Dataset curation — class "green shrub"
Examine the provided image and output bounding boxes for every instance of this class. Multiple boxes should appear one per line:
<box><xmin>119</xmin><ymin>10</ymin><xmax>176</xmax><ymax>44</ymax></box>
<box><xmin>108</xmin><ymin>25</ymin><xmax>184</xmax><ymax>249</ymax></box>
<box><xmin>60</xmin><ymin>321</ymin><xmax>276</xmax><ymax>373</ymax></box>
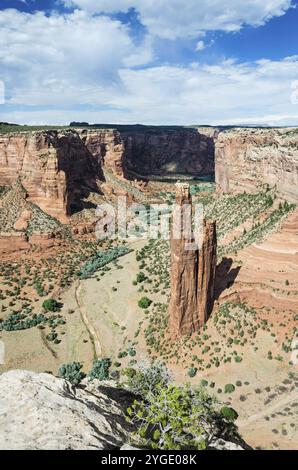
<box><xmin>128</xmin><ymin>348</ymin><xmax>136</xmax><ymax>357</ymax></box>
<box><xmin>123</xmin><ymin>361</ymin><xmax>171</xmax><ymax>398</ymax></box>
<box><xmin>138</xmin><ymin>297</ymin><xmax>152</xmax><ymax>309</ymax></box>
<box><xmin>42</xmin><ymin>299</ymin><xmax>60</xmax><ymax>312</ymax></box>
<box><xmin>136</xmin><ymin>272</ymin><xmax>146</xmax><ymax>283</ymax></box>
<box><xmin>79</xmin><ymin>247</ymin><xmax>131</xmax><ymax>279</ymax></box>
<box><xmin>224</xmin><ymin>384</ymin><xmax>235</xmax><ymax>394</ymax></box>
<box><xmin>88</xmin><ymin>358</ymin><xmax>111</xmax><ymax>381</ymax></box>
<box><xmin>58</xmin><ymin>362</ymin><xmax>85</xmax><ymax>385</ymax></box>
<box><xmin>220</xmin><ymin>406</ymin><xmax>239</xmax><ymax>421</ymax></box>
<box><xmin>127</xmin><ymin>384</ymin><xmax>238</xmax><ymax>450</ymax></box>
<box><xmin>187</xmin><ymin>367</ymin><xmax>198</xmax><ymax>378</ymax></box>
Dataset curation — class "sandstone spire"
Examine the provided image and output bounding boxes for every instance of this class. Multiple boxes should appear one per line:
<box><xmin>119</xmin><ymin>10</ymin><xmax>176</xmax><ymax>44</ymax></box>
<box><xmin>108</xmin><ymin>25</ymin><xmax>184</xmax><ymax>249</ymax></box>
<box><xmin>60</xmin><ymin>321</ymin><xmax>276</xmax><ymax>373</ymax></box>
<box><xmin>168</xmin><ymin>183</ymin><xmax>217</xmax><ymax>338</ymax></box>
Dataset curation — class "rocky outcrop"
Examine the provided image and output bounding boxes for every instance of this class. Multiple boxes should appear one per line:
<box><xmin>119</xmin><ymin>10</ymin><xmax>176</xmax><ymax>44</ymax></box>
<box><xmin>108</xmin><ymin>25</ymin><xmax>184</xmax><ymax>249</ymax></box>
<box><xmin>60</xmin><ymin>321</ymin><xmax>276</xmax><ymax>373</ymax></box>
<box><xmin>215</xmin><ymin>128</ymin><xmax>298</xmax><ymax>202</ymax></box>
<box><xmin>123</xmin><ymin>127</ymin><xmax>215</xmax><ymax>178</ymax></box>
<box><xmin>0</xmin><ymin>370</ymin><xmax>134</xmax><ymax>450</ymax></box>
<box><xmin>0</xmin><ymin>370</ymin><xmax>250</xmax><ymax>450</ymax></box>
<box><xmin>13</xmin><ymin>209</ymin><xmax>32</xmax><ymax>231</ymax></box>
<box><xmin>0</xmin><ymin>130</ymin><xmax>102</xmax><ymax>221</ymax></box>
<box><xmin>168</xmin><ymin>183</ymin><xmax>217</xmax><ymax>337</ymax></box>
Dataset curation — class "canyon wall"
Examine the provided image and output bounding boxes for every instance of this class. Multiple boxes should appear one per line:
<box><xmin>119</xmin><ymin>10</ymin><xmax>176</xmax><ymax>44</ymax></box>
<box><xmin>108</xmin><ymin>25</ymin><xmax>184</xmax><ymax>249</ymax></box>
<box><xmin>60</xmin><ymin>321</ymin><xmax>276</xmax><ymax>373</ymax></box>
<box><xmin>216</xmin><ymin>128</ymin><xmax>298</xmax><ymax>202</ymax></box>
<box><xmin>0</xmin><ymin>127</ymin><xmax>215</xmax><ymax>221</ymax></box>
<box><xmin>123</xmin><ymin>127</ymin><xmax>215</xmax><ymax>178</ymax></box>
<box><xmin>0</xmin><ymin>130</ymin><xmax>103</xmax><ymax>221</ymax></box>
<box><xmin>168</xmin><ymin>183</ymin><xmax>217</xmax><ymax>338</ymax></box>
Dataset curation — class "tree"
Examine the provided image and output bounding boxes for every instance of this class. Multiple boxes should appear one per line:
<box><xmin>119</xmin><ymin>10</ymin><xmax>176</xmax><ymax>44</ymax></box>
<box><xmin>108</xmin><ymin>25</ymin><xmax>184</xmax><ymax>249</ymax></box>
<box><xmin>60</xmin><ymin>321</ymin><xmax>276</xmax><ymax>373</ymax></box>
<box><xmin>123</xmin><ymin>361</ymin><xmax>171</xmax><ymax>398</ymax></box>
<box><xmin>127</xmin><ymin>384</ymin><xmax>238</xmax><ymax>450</ymax></box>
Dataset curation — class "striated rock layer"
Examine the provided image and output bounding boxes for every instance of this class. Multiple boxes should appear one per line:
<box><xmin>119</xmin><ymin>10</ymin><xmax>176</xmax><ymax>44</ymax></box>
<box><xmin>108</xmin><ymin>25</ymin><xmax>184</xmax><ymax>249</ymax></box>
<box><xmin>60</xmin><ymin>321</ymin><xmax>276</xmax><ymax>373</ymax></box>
<box><xmin>169</xmin><ymin>183</ymin><xmax>217</xmax><ymax>338</ymax></box>
<box><xmin>0</xmin><ymin>127</ymin><xmax>215</xmax><ymax>222</ymax></box>
<box><xmin>215</xmin><ymin>128</ymin><xmax>298</xmax><ymax>202</ymax></box>
<box><xmin>0</xmin><ymin>130</ymin><xmax>102</xmax><ymax>221</ymax></box>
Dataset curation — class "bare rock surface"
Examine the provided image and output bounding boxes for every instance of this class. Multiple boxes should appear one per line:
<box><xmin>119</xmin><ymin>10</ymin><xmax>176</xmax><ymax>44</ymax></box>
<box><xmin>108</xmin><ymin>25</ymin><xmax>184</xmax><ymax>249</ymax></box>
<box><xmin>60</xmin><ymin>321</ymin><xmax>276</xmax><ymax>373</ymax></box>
<box><xmin>0</xmin><ymin>370</ymin><xmax>133</xmax><ymax>450</ymax></box>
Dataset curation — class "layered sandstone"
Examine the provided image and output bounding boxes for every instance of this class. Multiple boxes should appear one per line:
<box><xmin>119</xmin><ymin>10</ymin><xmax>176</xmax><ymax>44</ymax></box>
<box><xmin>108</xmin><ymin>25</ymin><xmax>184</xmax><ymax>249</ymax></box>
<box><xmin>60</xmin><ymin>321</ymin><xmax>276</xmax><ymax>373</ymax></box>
<box><xmin>0</xmin><ymin>130</ymin><xmax>102</xmax><ymax>221</ymax></box>
<box><xmin>216</xmin><ymin>128</ymin><xmax>298</xmax><ymax>202</ymax></box>
<box><xmin>168</xmin><ymin>183</ymin><xmax>217</xmax><ymax>337</ymax></box>
<box><xmin>79</xmin><ymin>129</ymin><xmax>126</xmax><ymax>178</ymax></box>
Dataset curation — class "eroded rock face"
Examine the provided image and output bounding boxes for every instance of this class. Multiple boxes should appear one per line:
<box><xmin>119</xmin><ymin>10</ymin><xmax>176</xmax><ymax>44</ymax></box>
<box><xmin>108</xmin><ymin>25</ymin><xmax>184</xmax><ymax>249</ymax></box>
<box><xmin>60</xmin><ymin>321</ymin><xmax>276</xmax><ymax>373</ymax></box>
<box><xmin>0</xmin><ymin>131</ymin><xmax>102</xmax><ymax>221</ymax></box>
<box><xmin>123</xmin><ymin>128</ymin><xmax>215</xmax><ymax>177</ymax></box>
<box><xmin>0</xmin><ymin>127</ymin><xmax>215</xmax><ymax>223</ymax></box>
<box><xmin>168</xmin><ymin>184</ymin><xmax>217</xmax><ymax>337</ymax></box>
<box><xmin>198</xmin><ymin>219</ymin><xmax>217</xmax><ymax>326</ymax></box>
<box><xmin>79</xmin><ymin>129</ymin><xmax>126</xmax><ymax>178</ymax></box>
<box><xmin>0</xmin><ymin>370</ymin><xmax>133</xmax><ymax>450</ymax></box>
<box><xmin>215</xmin><ymin>128</ymin><xmax>298</xmax><ymax>202</ymax></box>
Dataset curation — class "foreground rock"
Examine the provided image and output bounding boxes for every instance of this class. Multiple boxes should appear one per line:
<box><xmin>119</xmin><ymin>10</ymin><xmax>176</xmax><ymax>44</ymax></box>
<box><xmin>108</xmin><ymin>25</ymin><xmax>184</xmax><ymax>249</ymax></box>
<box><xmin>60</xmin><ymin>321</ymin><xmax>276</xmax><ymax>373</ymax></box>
<box><xmin>0</xmin><ymin>370</ymin><xmax>251</xmax><ymax>450</ymax></box>
<box><xmin>0</xmin><ymin>370</ymin><xmax>133</xmax><ymax>450</ymax></box>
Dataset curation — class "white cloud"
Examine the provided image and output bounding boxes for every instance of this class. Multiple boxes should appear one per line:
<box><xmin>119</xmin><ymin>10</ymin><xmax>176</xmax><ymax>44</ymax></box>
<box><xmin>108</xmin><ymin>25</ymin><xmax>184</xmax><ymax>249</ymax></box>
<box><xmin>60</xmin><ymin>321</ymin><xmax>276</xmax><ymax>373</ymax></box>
<box><xmin>196</xmin><ymin>41</ymin><xmax>205</xmax><ymax>51</ymax></box>
<box><xmin>64</xmin><ymin>0</ymin><xmax>293</xmax><ymax>39</ymax></box>
<box><xmin>0</xmin><ymin>9</ymin><xmax>153</xmax><ymax>105</ymax></box>
<box><xmin>1</xmin><ymin>7</ymin><xmax>298</xmax><ymax>126</ymax></box>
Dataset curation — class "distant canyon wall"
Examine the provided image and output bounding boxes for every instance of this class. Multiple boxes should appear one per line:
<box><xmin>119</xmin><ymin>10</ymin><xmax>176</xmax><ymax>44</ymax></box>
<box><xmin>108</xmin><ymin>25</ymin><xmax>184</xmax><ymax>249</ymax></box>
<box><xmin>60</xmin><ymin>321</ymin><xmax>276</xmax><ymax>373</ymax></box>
<box><xmin>2</xmin><ymin>126</ymin><xmax>297</xmax><ymax>224</ymax></box>
<box><xmin>122</xmin><ymin>127</ymin><xmax>215</xmax><ymax>177</ymax></box>
<box><xmin>215</xmin><ymin>128</ymin><xmax>298</xmax><ymax>203</ymax></box>
<box><xmin>0</xmin><ymin>127</ymin><xmax>216</xmax><ymax>220</ymax></box>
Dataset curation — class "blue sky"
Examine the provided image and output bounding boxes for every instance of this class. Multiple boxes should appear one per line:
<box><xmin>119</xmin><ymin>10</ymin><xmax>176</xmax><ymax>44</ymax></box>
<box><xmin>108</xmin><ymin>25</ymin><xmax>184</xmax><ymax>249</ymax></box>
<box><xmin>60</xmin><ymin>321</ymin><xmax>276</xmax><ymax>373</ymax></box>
<box><xmin>0</xmin><ymin>0</ymin><xmax>298</xmax><ymax>125</ymax></box>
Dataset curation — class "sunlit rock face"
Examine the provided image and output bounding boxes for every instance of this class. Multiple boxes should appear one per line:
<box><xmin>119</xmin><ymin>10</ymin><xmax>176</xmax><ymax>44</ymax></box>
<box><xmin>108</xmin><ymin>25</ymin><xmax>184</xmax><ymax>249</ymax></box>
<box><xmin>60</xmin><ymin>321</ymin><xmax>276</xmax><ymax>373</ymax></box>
<box><xmin>168</xmin><ymin>183</ymin><xmax>217</xmax><ymax>338</ymax></box>
<box><xmin>215</xmin><ymin>128</ymin><xmax>298</xmax><ymax>203</ymax></box>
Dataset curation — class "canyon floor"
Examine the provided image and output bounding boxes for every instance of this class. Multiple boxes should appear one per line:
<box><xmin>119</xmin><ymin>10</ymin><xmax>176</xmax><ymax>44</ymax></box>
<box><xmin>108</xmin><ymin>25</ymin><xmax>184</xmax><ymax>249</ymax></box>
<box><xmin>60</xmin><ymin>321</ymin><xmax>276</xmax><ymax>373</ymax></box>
<box><xmin>0</xmin><ymin>178</ymin><xmax>297</xmax><ymax>450</ymax></box>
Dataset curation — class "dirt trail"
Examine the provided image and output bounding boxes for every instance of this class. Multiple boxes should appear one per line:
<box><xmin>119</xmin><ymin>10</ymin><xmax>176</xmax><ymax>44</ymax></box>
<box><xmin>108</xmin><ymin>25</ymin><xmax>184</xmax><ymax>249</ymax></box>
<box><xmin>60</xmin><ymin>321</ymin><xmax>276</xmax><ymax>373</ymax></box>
<box><xmin>73</xmin><ymin>240</ymin><xmax>147</xmax><ymax>360</ymax></box>
<box><xmin>74</xmin><ymin>281</ymin><xmax>102</xmax><ymax>359</ymax></box>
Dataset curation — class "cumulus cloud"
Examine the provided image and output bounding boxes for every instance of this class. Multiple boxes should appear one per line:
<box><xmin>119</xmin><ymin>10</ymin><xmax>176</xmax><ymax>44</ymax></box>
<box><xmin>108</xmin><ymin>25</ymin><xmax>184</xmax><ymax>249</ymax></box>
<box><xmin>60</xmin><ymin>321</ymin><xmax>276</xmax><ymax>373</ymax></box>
<box><xmin>1</xmin><ymin>6</ymin><xmax>298</xmax><ymax>126</ymax></box>
<box><xmin>63</xmin><ymin>0</ymin><xmax>293</xmax><ymax>39</ymax></box>
<box><xmin>0</xmin><ymin>8</ymin><xmax>153</xmax><ymax>105</ymax></box>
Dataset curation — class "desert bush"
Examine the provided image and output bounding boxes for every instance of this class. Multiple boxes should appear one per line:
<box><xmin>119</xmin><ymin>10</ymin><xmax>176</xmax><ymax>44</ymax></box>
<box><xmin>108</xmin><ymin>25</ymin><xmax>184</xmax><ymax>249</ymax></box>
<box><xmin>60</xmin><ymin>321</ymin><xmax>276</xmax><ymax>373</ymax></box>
<box><xmin>79</xmin><ymin>247</ymin><xmax>130</xmax><ymax>279</ymax></box>
<box><xmin>123</xmin><ymin>361</ymin><xmax>171</xmax><ymax>398</ymax></box>
<box><xmin>88</xmin><ymin>358</ymin><xmax>111</xmax><ymax>381</ymax></box>
<box><xmin>187</xmin><ymin>367</ymin><xmax>198</xmax><ymax>378</ymax></box>
<box><xmin>138</xmin><ymin>297</ymin><xmax>152</xmax><ymax>309</ymax></box>
<box><xmin>220</xmin><ymin>406</ymin><xmax>239</xmax><ymax>421</ymax></box>
<box><xmin>224</xmin><ymin>384</ymin><xmax>235</xmax><ymax>394</ymax></box>
<box><xmin>42</xmin><ymin>299</ymin><xmax>60</xmax><ymax>312</ymax></box>
<box><xmin>58</xmin><ymin>362</ymin><xmax>85</xmax><ymax>385</ymax></box>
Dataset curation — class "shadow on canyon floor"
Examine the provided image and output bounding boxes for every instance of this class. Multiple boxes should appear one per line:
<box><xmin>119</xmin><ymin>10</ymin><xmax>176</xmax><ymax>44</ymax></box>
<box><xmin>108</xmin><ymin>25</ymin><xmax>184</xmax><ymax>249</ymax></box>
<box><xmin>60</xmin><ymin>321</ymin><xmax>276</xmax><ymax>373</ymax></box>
<box><xmin>214</xmin><ymin>257</ymin><xmax>241</xmax><ymax>300</ymax></box>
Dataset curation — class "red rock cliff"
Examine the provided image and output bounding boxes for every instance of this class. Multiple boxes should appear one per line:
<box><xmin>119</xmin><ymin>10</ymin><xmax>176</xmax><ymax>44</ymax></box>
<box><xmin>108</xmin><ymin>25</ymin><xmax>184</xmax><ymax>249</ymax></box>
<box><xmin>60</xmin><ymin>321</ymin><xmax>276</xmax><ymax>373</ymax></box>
<box><xmin>168</xmin><ymin>183</ymin><xmax>217</xmax><ymax>338</ymax></box>
<box><xmin>0</xmin><ymin>130</ymin><xmax>104</xmax><ymax>221</ymax></box>
<box><xmin>215</xmin><ymin>128</ymin><xmax>298</xmax><ymax>202</ymax></box>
